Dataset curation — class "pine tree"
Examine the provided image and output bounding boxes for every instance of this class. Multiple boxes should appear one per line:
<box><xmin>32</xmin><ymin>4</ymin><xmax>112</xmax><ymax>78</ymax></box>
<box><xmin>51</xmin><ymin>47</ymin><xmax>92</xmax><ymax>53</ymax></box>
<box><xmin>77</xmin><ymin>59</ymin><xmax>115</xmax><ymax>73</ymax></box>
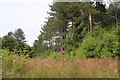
<box><xmin>14</xmin><ymin>28</ymin><xmax>26</xmax><ymax>49</ymax></box>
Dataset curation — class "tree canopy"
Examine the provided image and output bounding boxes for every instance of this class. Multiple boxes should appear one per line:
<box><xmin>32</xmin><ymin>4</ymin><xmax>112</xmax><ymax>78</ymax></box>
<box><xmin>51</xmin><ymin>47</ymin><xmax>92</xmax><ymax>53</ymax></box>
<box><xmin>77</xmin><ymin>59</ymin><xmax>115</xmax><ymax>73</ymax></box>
<box><xmin>33</xmin><ymin>2</ymin><xmax>120</xmax><ymax>58</ymax></box>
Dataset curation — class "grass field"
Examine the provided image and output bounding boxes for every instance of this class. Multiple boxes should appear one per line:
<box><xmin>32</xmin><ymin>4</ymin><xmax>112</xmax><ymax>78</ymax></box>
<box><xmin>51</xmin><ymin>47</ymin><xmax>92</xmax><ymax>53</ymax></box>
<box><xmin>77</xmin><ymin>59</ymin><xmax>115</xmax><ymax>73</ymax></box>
<box><xmin>2</xmin><ymin>55</ymin><xmax>119</xmax><ymax>78</ymax></box>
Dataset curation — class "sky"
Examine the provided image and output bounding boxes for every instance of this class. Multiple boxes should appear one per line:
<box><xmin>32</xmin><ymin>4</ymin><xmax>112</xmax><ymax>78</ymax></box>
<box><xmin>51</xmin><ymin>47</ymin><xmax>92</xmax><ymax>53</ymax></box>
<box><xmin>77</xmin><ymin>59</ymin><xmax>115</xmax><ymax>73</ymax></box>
<box><xmin>0</xmin><ymin>0</ymin><xmax>53</xmax><ymax>46</ymax></box>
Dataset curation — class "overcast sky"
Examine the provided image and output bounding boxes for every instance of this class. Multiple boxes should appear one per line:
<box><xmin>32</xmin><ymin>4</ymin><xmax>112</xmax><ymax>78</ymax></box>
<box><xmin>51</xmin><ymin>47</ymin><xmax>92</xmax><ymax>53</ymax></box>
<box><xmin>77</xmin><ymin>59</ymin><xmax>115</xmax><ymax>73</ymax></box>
<box><xmin>0</xmin><ymin>0</ymin><xmax>53</xmax><ymax>46</ymax></box>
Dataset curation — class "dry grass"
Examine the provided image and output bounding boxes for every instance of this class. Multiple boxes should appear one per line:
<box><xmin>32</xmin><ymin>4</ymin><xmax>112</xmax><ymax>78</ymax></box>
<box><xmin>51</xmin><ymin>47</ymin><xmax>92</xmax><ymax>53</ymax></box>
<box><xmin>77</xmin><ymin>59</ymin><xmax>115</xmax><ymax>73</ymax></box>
<box><xmin>7</xmin><ymin>58</ymin><xmax>118</xmax><ymax>78</ymax></box>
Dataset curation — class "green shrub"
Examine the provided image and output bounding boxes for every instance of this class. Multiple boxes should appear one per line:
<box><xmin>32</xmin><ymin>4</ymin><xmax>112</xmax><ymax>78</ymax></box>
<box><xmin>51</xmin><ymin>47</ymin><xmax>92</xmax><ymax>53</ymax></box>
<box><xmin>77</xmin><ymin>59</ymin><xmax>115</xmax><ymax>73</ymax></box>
<box><xmin>79</xmin><ymin>26</ymin><xmax>119</xmax><ymax>58</ymax></box>
<box><xmin>74</xmin><ymin>48</ymin><xmax>86</xmax><ymax>59</ymax></box>
<box><xmin>1</xmin><ymin>49</ymin><xmax>27</xmax><ymax>78</ymax></box>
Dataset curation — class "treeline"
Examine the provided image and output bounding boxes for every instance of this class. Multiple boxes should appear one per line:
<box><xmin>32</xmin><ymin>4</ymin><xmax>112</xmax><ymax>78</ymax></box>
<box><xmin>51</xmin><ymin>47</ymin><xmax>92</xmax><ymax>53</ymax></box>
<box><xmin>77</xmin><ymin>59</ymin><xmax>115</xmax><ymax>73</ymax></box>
<box><xmin>0</xmin><ymin>2</ymin><xmax>120</xmax><ymax>58</ymax></box>
<box><xmin>33</xmin><ymin>2</ymin><xmax>120</xmax><ymax>58</ymax></box>
<box><xmin>0</xmin><ymin>28</ymin><xmax>33</xmax><ymax>57</ymax></box>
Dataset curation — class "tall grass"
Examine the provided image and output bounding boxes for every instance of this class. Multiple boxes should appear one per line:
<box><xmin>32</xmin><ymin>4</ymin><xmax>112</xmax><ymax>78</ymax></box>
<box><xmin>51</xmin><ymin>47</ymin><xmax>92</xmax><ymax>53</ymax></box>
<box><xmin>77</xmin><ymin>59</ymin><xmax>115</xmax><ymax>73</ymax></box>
<box><xmin>2</xmin><ymin>54</ymin><xmax>118</xmax><ymax>78</ymax></box>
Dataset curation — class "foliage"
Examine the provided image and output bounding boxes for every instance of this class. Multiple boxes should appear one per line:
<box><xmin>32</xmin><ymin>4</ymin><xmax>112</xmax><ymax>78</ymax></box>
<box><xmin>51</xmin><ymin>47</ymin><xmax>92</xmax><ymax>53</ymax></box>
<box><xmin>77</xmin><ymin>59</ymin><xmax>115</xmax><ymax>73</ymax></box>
<box><xmin>33</xmin><ymin>2</ymin><xmax>120</xmax><ymax>58</ymax></box>
<box><xmin>79</xmin><ymin>26</ymin><xmax>119</xmax><ymax>58</ymax></box>
<box><xmin>1</xmin><ymin>28</ymin><xmax>27</xmax><ymax>50</ymax></box>
<box><xmin>2</xmin><ymin>36</ymin><xmax>17</xmax><ymax>50</ymax></box>
<box><xmin>14</xmin><ymin>28</ymin><xmax>26</xmax><ymax>49</ymax></box>
<box><xmin>1</xmin><ymin>49</ymin><xmax>27</xmax><ymax>78</ymax></box>
<box><xmin>0</xmin><ymin>37</ymin><xmax>2</xmax><ymax>49</ymax></box>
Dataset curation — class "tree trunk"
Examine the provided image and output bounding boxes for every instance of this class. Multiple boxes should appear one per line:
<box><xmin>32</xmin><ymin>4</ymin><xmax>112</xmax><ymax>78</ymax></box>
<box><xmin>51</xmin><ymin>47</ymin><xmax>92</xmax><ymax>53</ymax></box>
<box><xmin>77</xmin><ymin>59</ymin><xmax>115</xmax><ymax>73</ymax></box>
<box><xmin>71</xmin><ymin>19</ymin><xmax>74</xmax><ymax>28</ymax></box>
<box><xmin>115</xmin><ymin>13</ymin><xmax>118</xmax><ymax>26</ymax></box>
<box><xmin>89</xmin><ymin>12</ymin><xmax>92</xmax><ymax>32</ymax></box>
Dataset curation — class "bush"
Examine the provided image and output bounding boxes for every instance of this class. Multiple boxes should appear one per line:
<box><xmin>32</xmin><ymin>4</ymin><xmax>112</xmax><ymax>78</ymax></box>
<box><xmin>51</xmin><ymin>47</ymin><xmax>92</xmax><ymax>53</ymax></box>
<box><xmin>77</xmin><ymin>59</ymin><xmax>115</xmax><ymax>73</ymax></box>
<box><xmin>78</xmin><ymin>26</ymin><xmax>119</xmax><ymax>58</ymax></box>
<box><xmin>74</xmin><ymin>48</ymin><xmax>86</xmax><ymax>59</ymax></box>
<box><xmin>1</xmin><ymin>49</ymin><xmax>27</xmax><ymax>78</ymax></box>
